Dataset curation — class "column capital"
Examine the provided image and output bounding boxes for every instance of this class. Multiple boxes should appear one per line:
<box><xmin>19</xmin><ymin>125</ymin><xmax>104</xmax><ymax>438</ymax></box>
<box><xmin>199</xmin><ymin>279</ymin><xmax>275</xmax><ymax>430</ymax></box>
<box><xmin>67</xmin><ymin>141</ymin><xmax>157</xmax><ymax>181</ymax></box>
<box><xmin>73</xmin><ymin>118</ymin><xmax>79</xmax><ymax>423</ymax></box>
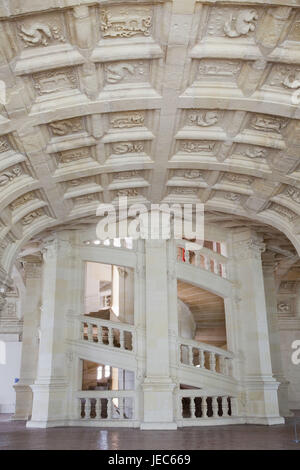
<box><xmin>42</xmin><ymin>235</ymin><xmax>72</xmax><ymax>262</ymax></box>
<box><xmin>235</xmin><ymin>237</ymin><xmax>266</xmax><ymax>260</ymax></box>
<box><xmin>22</xmin><ymin>255</ymin><xmax>43</xmax><ymax>280</ymax></box>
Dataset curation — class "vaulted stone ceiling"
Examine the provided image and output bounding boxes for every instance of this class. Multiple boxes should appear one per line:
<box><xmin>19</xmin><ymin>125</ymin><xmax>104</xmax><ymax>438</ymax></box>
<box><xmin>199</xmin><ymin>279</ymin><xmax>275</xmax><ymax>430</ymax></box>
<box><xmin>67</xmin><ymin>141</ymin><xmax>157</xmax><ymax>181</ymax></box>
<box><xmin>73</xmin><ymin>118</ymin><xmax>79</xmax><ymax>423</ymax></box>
<box><xmin>1</xmin><ymin>0</ymin><xmax>300</xmax><ymax>287</ymax></box>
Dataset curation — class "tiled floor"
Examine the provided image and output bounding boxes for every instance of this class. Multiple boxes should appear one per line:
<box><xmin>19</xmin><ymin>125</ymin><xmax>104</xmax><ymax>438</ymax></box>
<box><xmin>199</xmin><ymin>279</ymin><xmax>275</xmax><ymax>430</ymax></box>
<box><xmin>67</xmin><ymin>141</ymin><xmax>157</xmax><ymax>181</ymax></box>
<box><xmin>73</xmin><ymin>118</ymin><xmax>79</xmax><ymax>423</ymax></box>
<box><xmin>0</xmin><ymin>414</ymin><xmax>300</xmax><ymax>450</ymax></box>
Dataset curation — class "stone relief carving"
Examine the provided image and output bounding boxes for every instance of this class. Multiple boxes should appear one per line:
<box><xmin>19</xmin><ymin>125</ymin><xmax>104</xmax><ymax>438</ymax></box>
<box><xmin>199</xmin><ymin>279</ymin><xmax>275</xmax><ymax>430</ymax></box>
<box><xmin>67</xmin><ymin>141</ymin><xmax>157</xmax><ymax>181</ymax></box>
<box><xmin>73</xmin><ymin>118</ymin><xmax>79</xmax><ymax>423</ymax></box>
<box><xmin>105</xmin><ymin>61</ymin><xmax>148</xmax><ymax>84</ymax></box>
<box><xmin>268</xmin><ymin>65</ymin><xmax>300</xmax><ymax>90</ymax></box>
<box><xmin>250</xmin><ymin>115</ymin><xmax>288</xmax><ymax>134</ymax></box>
<box><xmin>100</xmin><ymin>8</ymin><xmax>152</xmax><ymax>38</ymax></box>
<box><xmin>10</xmin><ymin>192</ymin><xmax>36</xmax><ymax>211</ymax></box>
<box><xmin>0</xmin><ymin>137</ymin><xmax>10</xmax><ymax>153</ymax></box>
<box><xmin>183</xmin><ymin>170</ymin><xmax>202</xmax><ymax>179</ymax></box>
<box><xmin>74</xmin><ymin>195</ymin><xmax>96</xmax><ymax>204</ymax></box>
<box><xmin>110</xmin><ymin>112</ymin><xmax>145</xmax><ymax>128</ymax></box>
<box><xmin>58</xmin><ymin>147</ymin><xmax>91</xmax><ymax>164</ymax></box>
<box><xmin>245</xmin><ymin>146</ymin><xmax>268</xmax><ymax>159</ymax></box>
<box><xmin>271</xmin><ymin>204</ymin><xmax>296</xmax><ymax>221</ymax></box>
<box><xmin>113</xmin><ymin>142</ymin><xmax>144</xmax><ymax>154</ymax></box>
<box><xmin>187</xmin><ymin>111</ymin><xmax>219</xmax><ymax>127</ymax></box>
<box><xmin>224</xmin><ymin>192</ymin><xmax>241</xmax><ymax>201</ymax></box>
<box><xmin>49</xmin><ymin>118</ymin><xmax>83</xmax><ymax>136</ymax></box>
<box><xmin>181</xmin><ymin>141</ymin><xmax>215</xmax><ymax>153</ymax></box>
<box><xmin>0</xmin><ymin>166</ymin><xmax>22</xmax><ymax>187</ymax></box>
<box><xmin>277</xmin><ymin>302</ymin><xmax>291</xmax><ymax>313</ymax></box>
<box><xmin>22</xmin><ymin>209</ymin><xmax>44</xmax><ymax>226</ymax></box>
<box><xmin>113</xmin><ymin>171</ymin><xmax>139</xmax><ymax>180</ymax></box>
<box><xmin>33</xmin><ymin>68</ymin><xmax>78</xmax><ymax>95</ymax></box>
<box><xmin>224</xmin><ymin>9</ymin><xmax>258</xmax><ymax>38</ymax></box>
<box><xmin>68</xmin><ymin>177</ymin><xmax>92</xmax><ymax>187</ymax></box>
<box><xmin>117</xmin><ymin>189</ymin><xmax>138</xmax><ymax>197</ymax></box>
<box><xmin>285</xmin><ymin>186</ymin><xmax>300</xmax><ymax>204</ymax></box>
<box><xmin>18</xmin><ymin>22</ymin><xmax>65</xmax><ymax>47</ymax></box>
<box><xmin>224</xmin><ymin>173</ymin><xmax>253</xmax><ymax>185</ymax></box>
<box><xmin>171</xmin><ymin>188</ymin><xmax>198</xmax><ymax>195</ymax></box>
<box><xmin>197</xmin><ymin>60</ymin><xmax>242</xmax><ymax>80</ymax></box>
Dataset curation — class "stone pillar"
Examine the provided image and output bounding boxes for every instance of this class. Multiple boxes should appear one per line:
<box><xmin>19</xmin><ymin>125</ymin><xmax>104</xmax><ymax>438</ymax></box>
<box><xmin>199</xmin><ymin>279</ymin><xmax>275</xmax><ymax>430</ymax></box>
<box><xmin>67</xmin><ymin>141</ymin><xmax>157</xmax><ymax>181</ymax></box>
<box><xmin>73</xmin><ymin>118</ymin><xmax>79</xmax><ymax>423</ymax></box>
<box><xmin>232</xmin><ymin>230</ymin><xmax>284</xmax><ymax>425</ymax></box>
<box><xmin>140</xmin><ymin>239</ymin><xmax>177</xmax><ymax>430</ymax></box>
<box><xmin>262</xmin><ymin>253</ymin><xmax>292</xmax><ymax>417</ymax></box>
<box><xmin>27</xmin><ymin>234</ymin><xmax>72</xmax><ymax>428</ymax></box>
<box><xmin>12</xmin><ymin>256</ymin><xmax>42</xmax><ymax>420</ymax></box>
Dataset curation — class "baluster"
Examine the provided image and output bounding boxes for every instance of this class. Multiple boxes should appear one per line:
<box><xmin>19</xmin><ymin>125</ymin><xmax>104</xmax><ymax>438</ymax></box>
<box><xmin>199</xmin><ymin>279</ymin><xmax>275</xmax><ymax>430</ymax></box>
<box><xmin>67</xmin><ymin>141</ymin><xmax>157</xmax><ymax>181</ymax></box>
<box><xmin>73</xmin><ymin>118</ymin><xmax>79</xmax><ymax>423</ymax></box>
<box><xmin>226</xmin><ymin>358</ymin><xmax>232</xmax><ymax>377</ymax></box>
<box><xmin>119</xmin><ymin>330</ymin><xmax>125</xmax><ymax>349</ymax></box>
<box><xmin>231</xmin><ymin>397</ymin><xmax>238</xmax><ymax>417</ymax></box>
<box><xmin>96</xmin><ymin>398</ymin><xmax>102</xmax><ymax>420</ymax></box>
<box><xmin>194</xmin><ymin>251</ymin><xmax>200</xmax><ymax>267</ymax></box>
<box><xmin>98</xmin><ymin>326</ymin><xmax>103</xmax><ymax>344</ymax></box>
<box><xmin>119</xmin><ymin>397</ymin><xmax>124</xmax><ymax>419</ymax></box>
<box><xmin>87</xmin><ymin>323</ymin><xmax>93</xmax><ymax>342</ymax></box>
<box><xmin>222</xmin><ymin>396</ymin><xmax>228</xmax><ymax>417</ymax></box>
<box><xmin>80</xmin><ymin>322</ymin><xmax>85</xmax><ymax>340</ymax></box>
<box><xmin>201</xmin><ymin>396</ymin><xmax>207</xmax><ymax>418</ymax></box>
<box><xmin>214</xmin><ymin>260</ymin><xmax>219</xmax><ymax>275</ymax></box>
<box><xmin>188</xmin><ymin>346</ymin><xmax>193</xmax><ymax>366</ymax></box>
<box><xmin>185</xmin><ymin>250</ymin><xmax>190</xmax><ymax>264</ymax></box>
<box><xmin>209</xmin><ymin>352</ymin><xmax>216</xmax><ymax>372</ymax></box>
<box><xmin>204</xmin><ymin>256</ymin><xmax>210</xmax><ymax>271</ymax></box>
<box><xmin>199</xmin><ymin>349</ymin><xmax>205</xmax><ymax>368</ymax></box>
<box><xmin>190</xmin><ymin>397</ymin><xmax>196</xmax><ymax>419</ymax></box>
<box><xmin>219</xmin><ymin>355</ymin><xmax>225</xmax><ymax>374</ymax></box>
<box><xmin>79</xmin><ymin>398</ymin><xmax>83</xmax><ymax>419</ymax></box>
<box><xmin>84</xmin><ymin>398</ymin><xmax>91</xmax><ymax>420</ymax></box>
<box><xmin>106</xmin><ymin>398</ymin><xmax>112</xmax><ymax>420</ymax></box>
<box><xmin>108</xmin><ymin>327</ymin><xmax>113</xmax><ymax>347</ymax></box>
<box><xmin>212</xmin><ymin>396</ymin><xmax>219</xmax><ymax>418</ymax></box>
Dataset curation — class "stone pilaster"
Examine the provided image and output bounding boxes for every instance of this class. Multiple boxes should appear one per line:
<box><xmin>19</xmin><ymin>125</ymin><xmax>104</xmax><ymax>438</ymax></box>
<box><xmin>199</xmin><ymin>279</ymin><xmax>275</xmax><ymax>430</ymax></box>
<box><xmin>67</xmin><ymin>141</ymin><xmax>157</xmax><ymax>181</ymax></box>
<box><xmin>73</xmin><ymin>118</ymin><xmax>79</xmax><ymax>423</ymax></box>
<box><xmin>262</xmin><ymin>253</ymin><xmax>292</xmax><ymax>417</ymax></box>
<box><xmin>27</xmin><ymin>234</ymin><xmax>72</xmax><ymax>428</ymax></box>
<box><xmin>12</xmin><ymin>256</ymin><xmax>42</xmax><ymax>420</ymax></box>
<box><xmin>232</xmin><ymin>229</ymin><xmax>284</xmax><ymax>425</ymax></box>
<box><xmin>140</xmin><ymin>239</ymin><xmax>176</xmax><ymax>430</ymax></box>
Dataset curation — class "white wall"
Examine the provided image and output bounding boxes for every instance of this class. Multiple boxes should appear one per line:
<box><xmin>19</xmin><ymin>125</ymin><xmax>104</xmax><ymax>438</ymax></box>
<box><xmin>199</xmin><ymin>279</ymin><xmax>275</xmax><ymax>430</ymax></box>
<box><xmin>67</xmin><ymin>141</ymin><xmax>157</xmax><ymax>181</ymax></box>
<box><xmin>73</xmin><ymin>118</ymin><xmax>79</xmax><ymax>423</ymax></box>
<box><xmin>0</xmin><ymin>339</ymin><xmax>22</xmax><ymax>413</ymax></box>
<box><xmin>85</xmin><ymin>262</ymin><xmax>112</xmax><ymax>314</ymax></box>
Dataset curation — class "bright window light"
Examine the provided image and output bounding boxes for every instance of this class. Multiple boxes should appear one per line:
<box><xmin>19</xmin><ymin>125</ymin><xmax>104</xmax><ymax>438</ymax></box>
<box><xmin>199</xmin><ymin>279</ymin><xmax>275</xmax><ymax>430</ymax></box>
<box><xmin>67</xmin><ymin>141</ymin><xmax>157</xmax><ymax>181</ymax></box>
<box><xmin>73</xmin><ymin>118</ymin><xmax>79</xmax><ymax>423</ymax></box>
<box><xmin>97</xmin><ymin>366</ymin><xmax>103</xmax><ymax>380</ymax></box>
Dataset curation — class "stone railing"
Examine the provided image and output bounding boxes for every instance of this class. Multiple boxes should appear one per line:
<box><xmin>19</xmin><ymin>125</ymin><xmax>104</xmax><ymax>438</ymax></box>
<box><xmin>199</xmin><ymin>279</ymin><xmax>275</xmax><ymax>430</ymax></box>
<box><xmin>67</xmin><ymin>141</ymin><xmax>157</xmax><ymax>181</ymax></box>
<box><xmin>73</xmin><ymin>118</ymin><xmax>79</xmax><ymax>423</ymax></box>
<box><xmin>178</xmin><ymin>338</ymin><xmax>234</xmax><ymax>377</ymax></box>
<box><xmin>176</xmin><ymin>240</ymin><xmax>228</xmax><ymax>279</ymax></box>
<box><xmin>76</xmin><ymin>390</ymin><xmax>136</xmax><ymax>421</ymax></box>
<box><xmin>79</xmin><ymin>315</ymin><xmax>135</xmax><ymax>352</ymax></box>
<box><xmin>177</xmin><ymin>390</ymin><xmax>237</xmax><ymax>421</ymax></box>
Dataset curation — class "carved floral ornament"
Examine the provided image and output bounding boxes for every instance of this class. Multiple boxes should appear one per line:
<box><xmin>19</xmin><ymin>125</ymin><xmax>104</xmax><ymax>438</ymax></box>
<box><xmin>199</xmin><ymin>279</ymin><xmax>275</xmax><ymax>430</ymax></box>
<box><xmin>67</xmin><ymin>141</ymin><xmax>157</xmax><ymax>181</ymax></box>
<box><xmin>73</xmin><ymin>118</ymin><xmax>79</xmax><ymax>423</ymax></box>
<box><xmin>224</xmin><ymin>9</ymin><xmax>258</xmax><ymax>38</ymax></box>
<box><xmin>10</xmin><ymin>192</ymin><xmax>36</xmax><ymax>211</ymax></box>
<box><xmin>0</xmin><ymin>137</ymin><xmax>10</xmax><ymax>153</ymax></box>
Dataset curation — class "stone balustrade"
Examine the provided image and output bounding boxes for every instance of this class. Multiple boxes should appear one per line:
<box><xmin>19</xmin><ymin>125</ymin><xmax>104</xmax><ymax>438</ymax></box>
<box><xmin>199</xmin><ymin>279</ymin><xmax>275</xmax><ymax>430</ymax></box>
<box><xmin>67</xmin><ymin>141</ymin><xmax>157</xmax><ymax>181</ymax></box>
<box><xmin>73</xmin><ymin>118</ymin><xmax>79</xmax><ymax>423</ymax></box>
<box><xmin>77</xmin><ymin>391</ymin><xmax>135</xmax><ymax>421</ymax></box>
<box><xmin>79</xmin><ymin>315</ymin><xmax>135</xmax><ymax>352</ymax></box>
<box><xmin>176</xmin><ymin>241</ymin><xmax>228</xmax><ymax>279</ymax></box>
<box><xmin>179</xmin><ymin>338</ymin><xmax>234</xmax><ymax>377</ymax></box>
<box><xmin>178</xmin><ymin>390</ymin><xmax>238</xmax><ymax>421</ymax></box>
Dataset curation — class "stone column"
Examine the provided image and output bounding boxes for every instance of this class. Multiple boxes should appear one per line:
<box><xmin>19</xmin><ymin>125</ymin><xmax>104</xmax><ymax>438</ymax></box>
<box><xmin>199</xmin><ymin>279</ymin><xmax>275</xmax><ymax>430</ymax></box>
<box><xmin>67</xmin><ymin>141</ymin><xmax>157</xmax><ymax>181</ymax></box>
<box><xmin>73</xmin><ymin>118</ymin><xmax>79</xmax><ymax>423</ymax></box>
<box><xmin>262</xmin><ymin>253</ymin><xmax>292</xmax><ymax>417</ymax></box>
<box><xmin>12</xmin><ymin>256</ymin><xmax>42</xmax><ymax>420</ymax></box>
<box><xmin>232</xmin><ymin>229</ymin><xmax>284</xmax><ymax>425</ymax></box>
<box><xmin>140</xmin><ymin>239</ymin><xmax>177</xmax><ymax>430</ymax></box>
<box><xmin>27</xmin><ymin>234</ymin><xmax>72</xmax><ymax>428</ymax></box>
